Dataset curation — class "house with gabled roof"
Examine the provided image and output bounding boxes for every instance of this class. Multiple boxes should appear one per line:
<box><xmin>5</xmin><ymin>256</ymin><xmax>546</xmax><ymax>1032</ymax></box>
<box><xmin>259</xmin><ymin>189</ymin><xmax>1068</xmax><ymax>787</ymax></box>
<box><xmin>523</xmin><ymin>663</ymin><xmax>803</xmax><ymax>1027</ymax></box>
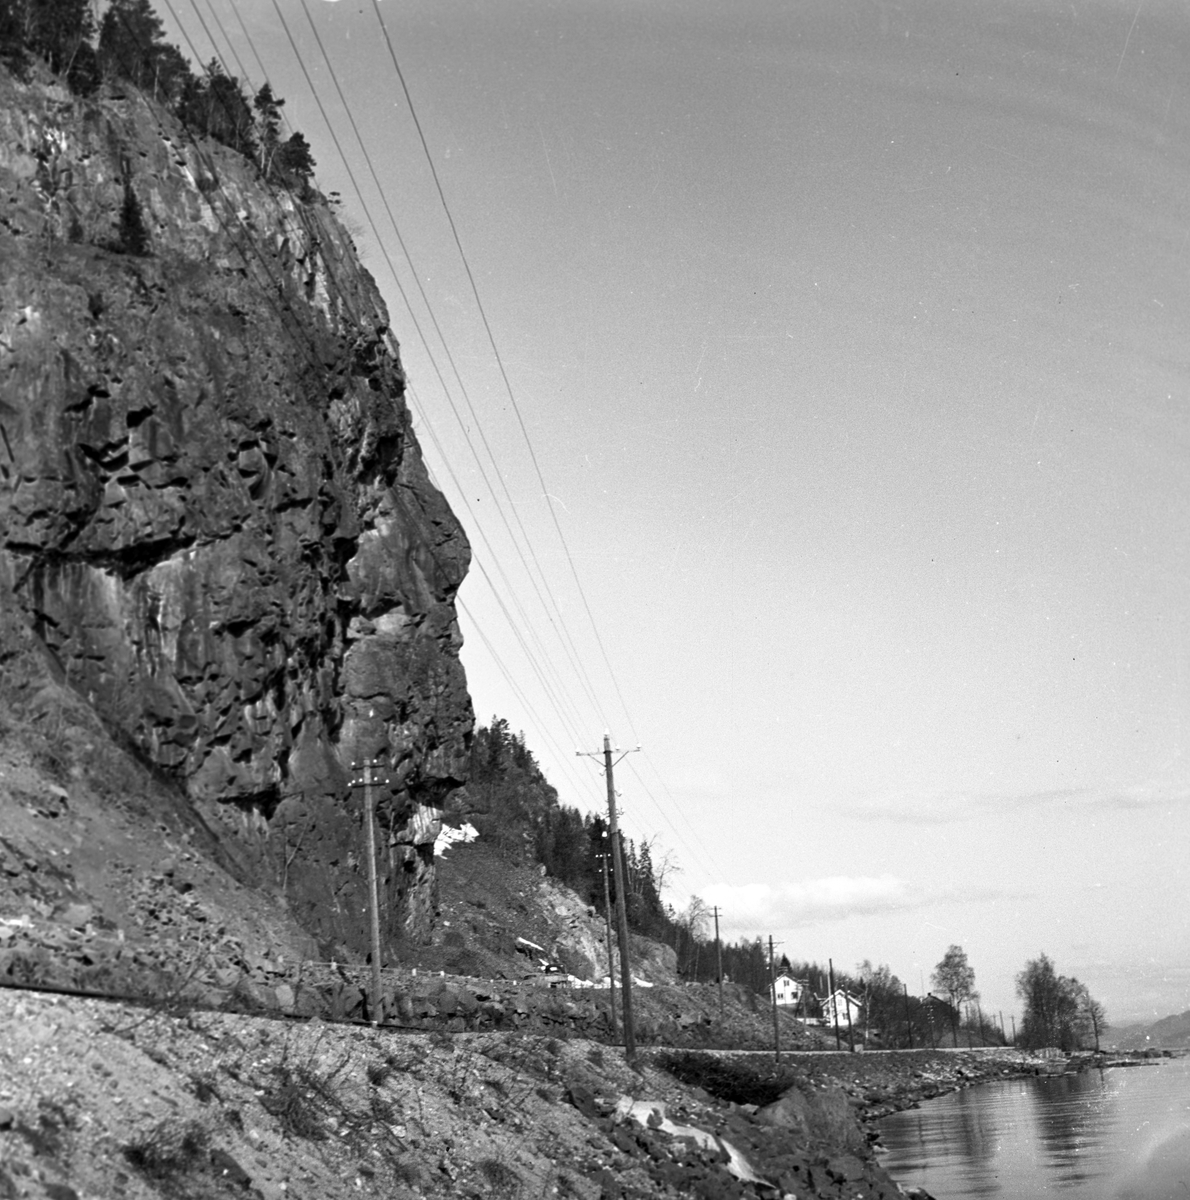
<box><xmin>773</xmin><ymin>972</ymin><xmax>807</xmax><ymax>1007</ymax></box>
<box><xmin>823</xmin><ymin>988</ymin><xmax>864</xmax><ymax>1027</ymax></box>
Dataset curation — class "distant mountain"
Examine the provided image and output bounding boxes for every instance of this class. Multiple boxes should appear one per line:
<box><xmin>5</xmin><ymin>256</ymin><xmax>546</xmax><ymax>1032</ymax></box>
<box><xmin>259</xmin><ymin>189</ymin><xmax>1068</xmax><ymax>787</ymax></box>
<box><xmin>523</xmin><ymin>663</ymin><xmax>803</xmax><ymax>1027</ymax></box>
<box><xmin>1105</xmin><ymin>1010</ymin><xmax>1190</xmax><ymax>1050</ymax></box>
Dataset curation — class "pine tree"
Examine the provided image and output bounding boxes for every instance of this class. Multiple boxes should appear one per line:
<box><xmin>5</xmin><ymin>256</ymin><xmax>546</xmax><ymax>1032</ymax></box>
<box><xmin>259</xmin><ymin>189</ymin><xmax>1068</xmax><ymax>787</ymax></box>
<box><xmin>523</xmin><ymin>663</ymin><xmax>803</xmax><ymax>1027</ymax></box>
<box><xmin>254</xmin><ymin>82</ymin><xmax>284</xmax><ymax>178</ymax></box>
<box><xmin>99</xmin><ymin>0</ymin><xmax>166</xmax><ymax>90</ymax></box>
<box><xmin>1</xmin><ymin>0</ymin><xmax>98</xmax><ymax>93</ymax></box>
<box><xmin>276</xmin><ymin>132</ymin><xmax>315</xmax><ymax>189</ymax></box>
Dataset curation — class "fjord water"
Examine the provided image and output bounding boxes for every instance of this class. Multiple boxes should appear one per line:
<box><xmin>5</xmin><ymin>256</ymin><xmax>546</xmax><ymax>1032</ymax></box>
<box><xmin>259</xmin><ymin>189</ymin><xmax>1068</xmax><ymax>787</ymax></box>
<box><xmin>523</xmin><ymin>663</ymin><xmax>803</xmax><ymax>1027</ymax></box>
<box><xmin>878</xmin><ymin>1058</ymin><xmax>1190</xmax><ymax>1199</ymax></box>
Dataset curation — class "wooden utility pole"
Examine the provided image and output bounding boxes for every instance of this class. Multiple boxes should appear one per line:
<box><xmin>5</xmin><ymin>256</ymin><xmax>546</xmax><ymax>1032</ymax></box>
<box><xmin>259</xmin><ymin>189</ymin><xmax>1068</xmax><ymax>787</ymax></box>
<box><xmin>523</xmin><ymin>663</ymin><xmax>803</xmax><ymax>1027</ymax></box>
<box><xmin>903</xmin><ymin>982</ymin><xmax>914</xmax><ymax>1049</ymax></box>
<box><xmin>350</xmin><ymin>759</ymin><xmax>385</xmax><ymax>1026</ymax></box>
<box><xmin>578</xmin><ymin>734</ymin><xmax>640</xmax><ymax>1064</ymax></box>
<box><xmin>713</xmin><ymin>905</ymin><xmax>724</xmax><ymax>1018</ymax></box>
<box><xmin>829</xmin><ymin>959</ymin><xmax>841</xmax><ymax>1051</ymax></box>
<box><xmin>598</xmin><ymin>835</ymin><xmax>618</xmax><ymax>1040</ymax></box>
<box><xmin>768</xmin><ymin>936</ymin><xmax>781</xmax><ymax>1063</ymax></box>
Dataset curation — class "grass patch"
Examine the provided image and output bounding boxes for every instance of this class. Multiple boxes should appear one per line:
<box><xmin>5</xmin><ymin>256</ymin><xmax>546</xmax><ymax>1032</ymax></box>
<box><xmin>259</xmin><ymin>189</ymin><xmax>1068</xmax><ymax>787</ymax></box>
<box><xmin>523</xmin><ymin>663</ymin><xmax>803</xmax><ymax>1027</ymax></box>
<box><xmin>478</xmin><ymin>1157</ymin><xmax>521</xmax><ymax>1192</ymax></box>
<box><xmin>260</xmin><ymin>1062</ymin><xmax>333</xmax><ymax>1140</ymax></box>
<box><xmin>14</xmin><ymin>1098</ymin><xmax>77</xmax><ymax>1158</ymax></box>
<box><xmin>188</xmin><ymin>1072</ymin><xmax>220</xmax><ymax>1104</ymax></box>
<box><xmin>366</xmin><ymin>1059</ymin><xmax>393</xmax><ymax>1087</ymax></box>
<box><xmin>257</xmin><ymin>1038</ymin><xmax>353</xmax><ymax>1142</ymax></box>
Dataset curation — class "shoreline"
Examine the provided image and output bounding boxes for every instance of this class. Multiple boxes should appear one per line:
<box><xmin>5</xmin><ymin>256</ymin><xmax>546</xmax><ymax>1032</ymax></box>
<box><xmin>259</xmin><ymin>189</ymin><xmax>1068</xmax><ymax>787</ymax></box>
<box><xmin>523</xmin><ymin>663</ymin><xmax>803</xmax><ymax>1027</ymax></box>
<box><xmin>728</xmin><ymin>1045</ymin><xmax>1174</xmax><ymax>1128</ymax></box>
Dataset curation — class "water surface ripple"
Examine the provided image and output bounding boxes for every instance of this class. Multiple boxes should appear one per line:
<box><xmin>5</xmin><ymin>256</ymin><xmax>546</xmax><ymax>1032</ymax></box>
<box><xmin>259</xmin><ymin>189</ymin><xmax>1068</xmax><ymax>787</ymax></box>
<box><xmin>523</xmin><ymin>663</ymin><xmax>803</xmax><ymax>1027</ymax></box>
<box><xmin>877</xmin><ymin>1057</ymin><xmax>1190</xmax><ymax>1199</ymax></box>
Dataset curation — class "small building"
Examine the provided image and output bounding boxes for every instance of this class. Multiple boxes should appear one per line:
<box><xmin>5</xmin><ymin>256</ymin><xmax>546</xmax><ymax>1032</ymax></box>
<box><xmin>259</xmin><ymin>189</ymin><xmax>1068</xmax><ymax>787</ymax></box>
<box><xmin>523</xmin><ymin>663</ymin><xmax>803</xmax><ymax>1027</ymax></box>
<box><xmin>823</xmin><ymin>989</ymin><xmax>864</xmax><ymax>1027</ymax></box>
<box><xmin>773</xmin><ymin>973</ymin><xmax>806</xmax><ymax>1007</ymax></box>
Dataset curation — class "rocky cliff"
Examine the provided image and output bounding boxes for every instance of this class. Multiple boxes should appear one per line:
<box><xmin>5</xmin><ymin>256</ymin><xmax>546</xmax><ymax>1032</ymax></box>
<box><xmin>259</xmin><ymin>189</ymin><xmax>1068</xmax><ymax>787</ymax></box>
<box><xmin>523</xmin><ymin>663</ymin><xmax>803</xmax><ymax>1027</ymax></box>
<box><xmin>0</xmin><ymin>65</ymin><xmax>473</xmax><ymax>955</ymax></box>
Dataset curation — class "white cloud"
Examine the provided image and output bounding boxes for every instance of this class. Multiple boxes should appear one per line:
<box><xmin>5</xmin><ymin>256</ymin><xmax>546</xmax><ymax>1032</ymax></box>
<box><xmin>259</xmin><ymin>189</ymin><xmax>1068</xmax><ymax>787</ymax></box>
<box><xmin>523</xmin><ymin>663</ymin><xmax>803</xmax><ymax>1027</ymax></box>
<box><xmin>704</xmin><ymin>875</ymin><xmax>914</xmax><ymax>928</ymax></box>
<box><xmin>841</xmin><ymin>782</ymin><xmax>1190</xmax><ymax>825</ymax></box>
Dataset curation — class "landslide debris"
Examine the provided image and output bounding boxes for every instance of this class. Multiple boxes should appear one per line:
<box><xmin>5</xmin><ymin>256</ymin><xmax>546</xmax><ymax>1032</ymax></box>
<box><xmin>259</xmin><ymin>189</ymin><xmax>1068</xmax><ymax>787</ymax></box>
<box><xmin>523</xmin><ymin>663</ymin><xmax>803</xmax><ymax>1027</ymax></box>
<box><xmin>0</xmin><ymin>989</ymin><xmax>916</xmax><ymax>1200</ymax></box>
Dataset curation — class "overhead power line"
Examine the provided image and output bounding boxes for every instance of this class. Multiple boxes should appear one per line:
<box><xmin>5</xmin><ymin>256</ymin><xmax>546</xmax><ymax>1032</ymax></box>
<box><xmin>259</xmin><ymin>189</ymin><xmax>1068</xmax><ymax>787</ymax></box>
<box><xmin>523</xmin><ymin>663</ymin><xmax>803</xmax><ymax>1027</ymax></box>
<box><xmin>284</xmin><ymin>0</ymin><xmax>608</xmax><ymax>729</ymax></box>
<box><xmin>366</xmin><ymin>0</ymin><xmax>638</xmax><ymax>741</ymax></box>
<box><xmin>183</xmin><ymin>0</ymin><xmax>609</xmax><ymax>806</ymax></box>
<box><xmin>164</xmin><ymin>0</ymin><xmax>732</xmax><ymax>895</ymax></box>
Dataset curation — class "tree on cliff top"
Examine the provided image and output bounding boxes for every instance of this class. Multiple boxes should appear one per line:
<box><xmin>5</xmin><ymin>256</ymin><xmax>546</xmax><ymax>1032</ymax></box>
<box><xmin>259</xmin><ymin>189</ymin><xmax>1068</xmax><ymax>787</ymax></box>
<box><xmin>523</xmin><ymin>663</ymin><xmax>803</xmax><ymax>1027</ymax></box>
<box><xmin>98</xmin><ymin>0</ymin><xmax>172</xmax><ymax>94</ymax></box>
<box><xmin>256</xmin><ymin>82</ymin><xmax>316</xmax><ymax>188</ymax></box>
<box><xmin>1</xmin><ymin>0</ymin><xmax>99</xmax><ymax>92</ymax></box>
<box><xmin>0</xmin><ymin>0</ymin><xmax>315</xmax><ymax>191</ymax></box>
<box><xmin>932</xmin><ymin>944</ymin><xmax>978</xmax><ymax>1043</ymax></box>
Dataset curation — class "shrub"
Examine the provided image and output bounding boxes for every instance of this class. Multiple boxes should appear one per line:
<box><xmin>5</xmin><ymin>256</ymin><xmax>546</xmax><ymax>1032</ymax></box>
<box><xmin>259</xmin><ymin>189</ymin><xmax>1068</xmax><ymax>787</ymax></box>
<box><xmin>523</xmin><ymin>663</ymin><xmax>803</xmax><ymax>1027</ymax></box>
<box><xmin>260</xmin><ymin>1063</ymin><xmax>330</xmax><ymax>1141</ymax></box>
<box><xmin>366</xmin><ymin>1060</ymin><xmax>392</xmax><ymax>1087</ymax></box>
<box><xmin>654</xmin><ymin>1050</ymin><xmax>803</xmax><ymax>1107</ymax></box>
<box><xmin>478</xmin><ymin>1157</ymin><xmax>521</xmax><ymax>1193</ymax></box>
<box><xmin>122</xmin><ymin>1116</ymin><xmax>209</xmax><ymax>1177</ymax></box>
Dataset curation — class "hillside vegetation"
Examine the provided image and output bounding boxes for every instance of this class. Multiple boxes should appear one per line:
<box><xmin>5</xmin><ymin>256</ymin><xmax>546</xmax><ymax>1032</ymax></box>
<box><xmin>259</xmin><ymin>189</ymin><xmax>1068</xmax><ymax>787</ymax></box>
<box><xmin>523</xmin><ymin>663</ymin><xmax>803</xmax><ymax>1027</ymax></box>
<box><xmin>0</xmin><ymin>0</ymin><xmax>314</xmax><ymax>185</ymax></box>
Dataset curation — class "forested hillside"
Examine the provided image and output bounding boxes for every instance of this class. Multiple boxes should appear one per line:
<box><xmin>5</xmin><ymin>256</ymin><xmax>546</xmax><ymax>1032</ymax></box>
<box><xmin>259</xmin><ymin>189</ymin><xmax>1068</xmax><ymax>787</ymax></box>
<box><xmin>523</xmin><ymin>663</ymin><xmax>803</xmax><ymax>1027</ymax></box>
<box><xmin>456</xmin><ymin>719</ymin><xmax>668</xmax><ymax>930</ymax></box>
<box><xmin>454</xmin><ymin>721</ymin><xmax>1008</xmax><ymax>1048</ymax></box>
<box><xmin>0</xmin><ymin>0</ymin><xmax>314</xmax><ymax>186</ymax></box>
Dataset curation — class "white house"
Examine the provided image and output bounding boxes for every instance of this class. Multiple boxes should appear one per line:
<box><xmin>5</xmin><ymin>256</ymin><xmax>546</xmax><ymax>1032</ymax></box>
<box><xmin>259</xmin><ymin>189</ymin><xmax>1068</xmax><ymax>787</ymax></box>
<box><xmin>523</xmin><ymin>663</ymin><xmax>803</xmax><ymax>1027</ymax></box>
<box><xmin>823</xmin><ymin>989</ymin><xmax>864</xmax><ymax>1027</ymax></box>
<box><xmin>773</xmin><ymin>973</ymin><xmax>806</xmax><ymax>1007</ymax></box>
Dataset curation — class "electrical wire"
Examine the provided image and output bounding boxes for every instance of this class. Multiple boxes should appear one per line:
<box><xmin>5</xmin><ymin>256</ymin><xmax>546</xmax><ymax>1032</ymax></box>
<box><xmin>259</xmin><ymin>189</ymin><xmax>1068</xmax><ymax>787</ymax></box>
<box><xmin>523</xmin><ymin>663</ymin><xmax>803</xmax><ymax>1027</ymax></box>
<box><xmin>180</xmin><ymin>0</ymin><xmax>605</xmax><ymax>803</ymax></box>
<box><xmin>409</xmin><ymin>387</ymin><xmax>591</xmax><ymax>740</ymax></box>
<box><xmin>366</xmin><ymin>0</ymin><xmax>634</xmax><ymax>736</ymax></box>
<box><xmin>166</xmin><ymin>0</ymin><xmax>732</xmax><ymax>898</ymax></box>
<box><xmin>196</xmin><ymin>0</ymin><xmax>610</xmax><ymax>766</ymax></box>
<box><xmin>283</xmin><ymin>0</ymin><xmax>606</xmax><ymax>729</ymax></box>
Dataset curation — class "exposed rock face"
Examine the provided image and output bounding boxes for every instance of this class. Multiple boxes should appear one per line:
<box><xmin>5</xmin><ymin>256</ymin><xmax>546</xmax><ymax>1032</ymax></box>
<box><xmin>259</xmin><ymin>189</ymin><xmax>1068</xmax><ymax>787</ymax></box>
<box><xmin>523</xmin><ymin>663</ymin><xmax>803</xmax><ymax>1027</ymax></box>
<box><xmin>0</xmin><ymin>68</ymin><xmax>473</xmax><ymax>953</ymax></box>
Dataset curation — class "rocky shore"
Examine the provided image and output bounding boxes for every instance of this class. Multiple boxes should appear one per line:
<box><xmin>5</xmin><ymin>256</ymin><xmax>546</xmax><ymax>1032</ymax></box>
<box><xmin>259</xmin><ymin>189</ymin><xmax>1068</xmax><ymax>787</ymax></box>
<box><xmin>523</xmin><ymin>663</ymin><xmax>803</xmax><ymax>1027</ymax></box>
<box><xmin>789</xmin><ymin>1046</ymin><xmax>1043</xmax><ymax>1126</ymax></box>
<box><xmin>0</xmin><ymin>989</ymin><xmax>907</xmax><ymax>1200</ymax></box>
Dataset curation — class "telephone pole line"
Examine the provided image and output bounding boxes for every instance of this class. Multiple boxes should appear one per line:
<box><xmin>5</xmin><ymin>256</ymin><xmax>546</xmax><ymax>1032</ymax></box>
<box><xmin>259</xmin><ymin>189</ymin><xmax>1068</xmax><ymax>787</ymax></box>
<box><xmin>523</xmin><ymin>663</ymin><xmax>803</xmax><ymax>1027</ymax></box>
<box><xmin>829</xmin><ymin>958</ymin><xmax>841</xmax><ymax>1051</ymax></box>
<box><xmin>349</xmin><ymin>758</ymin><xmax>386</xmax><ymax>1026</ymax></box>
<box><xmin>597</xmin><ymin>836</ymin><xmax>618</xmax><ymax>1040</ymax></box>
<box><xmin>713</xmin><ymin>905</ymin><xmax>724</xmax><ymax>1017</ymax></box>
<box><xmin>768</xmin><ymin>935</ymin><xmax>782</xmax><ymax>1063</ymax></box>
<box><xmin>578</xmin><ymin>733</ymin><xmax>640</xmax><ymax>1064</ymax></box>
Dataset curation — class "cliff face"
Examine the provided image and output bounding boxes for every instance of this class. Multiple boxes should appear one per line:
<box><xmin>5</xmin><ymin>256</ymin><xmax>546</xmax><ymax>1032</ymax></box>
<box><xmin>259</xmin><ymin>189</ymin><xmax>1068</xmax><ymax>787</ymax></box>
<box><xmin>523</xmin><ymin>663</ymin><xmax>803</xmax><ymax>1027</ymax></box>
<box><xmin>0</xmin><ymin>67</ymin><xmax>473</xmax><ymax>953</ymax></box>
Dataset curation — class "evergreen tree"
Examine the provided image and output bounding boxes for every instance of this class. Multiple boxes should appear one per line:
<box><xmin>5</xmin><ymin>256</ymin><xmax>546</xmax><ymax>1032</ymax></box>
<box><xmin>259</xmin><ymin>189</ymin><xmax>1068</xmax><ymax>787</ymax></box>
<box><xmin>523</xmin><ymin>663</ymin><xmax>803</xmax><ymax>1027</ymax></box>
<box><xmin>276</xmin><ymin>132</ymin><xmax>315</xmax><ymax>190</ymax></box>
<box><xmin>117</xmin><ymin>182</ymin><xmax>150</xmax><ymax>255</ymax></box>
<box><xmin>99</xmin><ymin>0</ymin><xmax>166</xmax><ymax>90</ymax></box>
<box><xmin>183</xmin><ymin>60</ymin><xmax>255</xmax><ymax>157</ymax></box>
<box><xmin>0</xmin><ymin>0</ymin><xmax>26</xmax><ymax>75</ymax></box>
<box><xmin>0</xmin><ymin>0</ymin><xmax>312</xmax><ymax>192</ymax></box>
<box><xmin>1</xmin><ymin>0</ymin><xmax>98</xmax><ymax>92</ymax></box>
<box><xmin>254</xmin><ymin>81</ymin><xmax>284</xmax><ymax>177</ymax></box>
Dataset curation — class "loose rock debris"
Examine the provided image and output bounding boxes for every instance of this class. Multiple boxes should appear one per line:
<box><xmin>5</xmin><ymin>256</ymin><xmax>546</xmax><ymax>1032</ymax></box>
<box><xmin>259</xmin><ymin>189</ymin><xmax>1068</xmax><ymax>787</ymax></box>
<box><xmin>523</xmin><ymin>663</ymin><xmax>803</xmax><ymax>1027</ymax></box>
<box><xmin>0</xmin><ymin>989</ymin><xmax>923</xmax><ymax>1200</ymax></box>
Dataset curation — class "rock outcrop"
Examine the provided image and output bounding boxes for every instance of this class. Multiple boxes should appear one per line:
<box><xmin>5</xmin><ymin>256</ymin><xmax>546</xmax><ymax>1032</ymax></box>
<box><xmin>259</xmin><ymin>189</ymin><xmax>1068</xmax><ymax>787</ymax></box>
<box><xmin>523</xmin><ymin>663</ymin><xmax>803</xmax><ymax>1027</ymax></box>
<box><xmin>0</xmin><ymin>66</ymin><xmax>473</xmax><ymax>954</ymax></box>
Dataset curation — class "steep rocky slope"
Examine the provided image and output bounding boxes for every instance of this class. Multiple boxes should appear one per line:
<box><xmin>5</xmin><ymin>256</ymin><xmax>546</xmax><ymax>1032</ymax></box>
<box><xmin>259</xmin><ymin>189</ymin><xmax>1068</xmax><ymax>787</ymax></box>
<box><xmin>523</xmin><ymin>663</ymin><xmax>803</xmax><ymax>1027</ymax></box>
<box><xmin>0</xmin><ymin>989</ymin><xmax>928</xmax><ymax>1200</ymax></box>
<box><xmin>0</xmin><ymin>64</ymin><xmax>472</xmax><ymax>957</ymax></box>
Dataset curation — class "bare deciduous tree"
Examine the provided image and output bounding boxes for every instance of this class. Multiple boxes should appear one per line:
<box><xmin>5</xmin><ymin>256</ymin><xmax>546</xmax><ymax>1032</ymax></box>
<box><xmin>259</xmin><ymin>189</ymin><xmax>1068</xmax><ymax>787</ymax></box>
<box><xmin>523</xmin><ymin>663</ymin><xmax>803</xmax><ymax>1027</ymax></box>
<box><xmin>932</xmin><ymin>944</ymin><xmax>979</xmax><ymax>1044</ymax></box>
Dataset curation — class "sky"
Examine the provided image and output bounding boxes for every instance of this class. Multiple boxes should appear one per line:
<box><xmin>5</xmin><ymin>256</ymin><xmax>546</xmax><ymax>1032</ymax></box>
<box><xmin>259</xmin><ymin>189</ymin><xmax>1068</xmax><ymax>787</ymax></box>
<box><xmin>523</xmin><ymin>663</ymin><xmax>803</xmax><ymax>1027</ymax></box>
<box><xmin>156</xmin><ymin>0</ymin><xmax>1189</xmax><ymax>1026</ymax></box>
